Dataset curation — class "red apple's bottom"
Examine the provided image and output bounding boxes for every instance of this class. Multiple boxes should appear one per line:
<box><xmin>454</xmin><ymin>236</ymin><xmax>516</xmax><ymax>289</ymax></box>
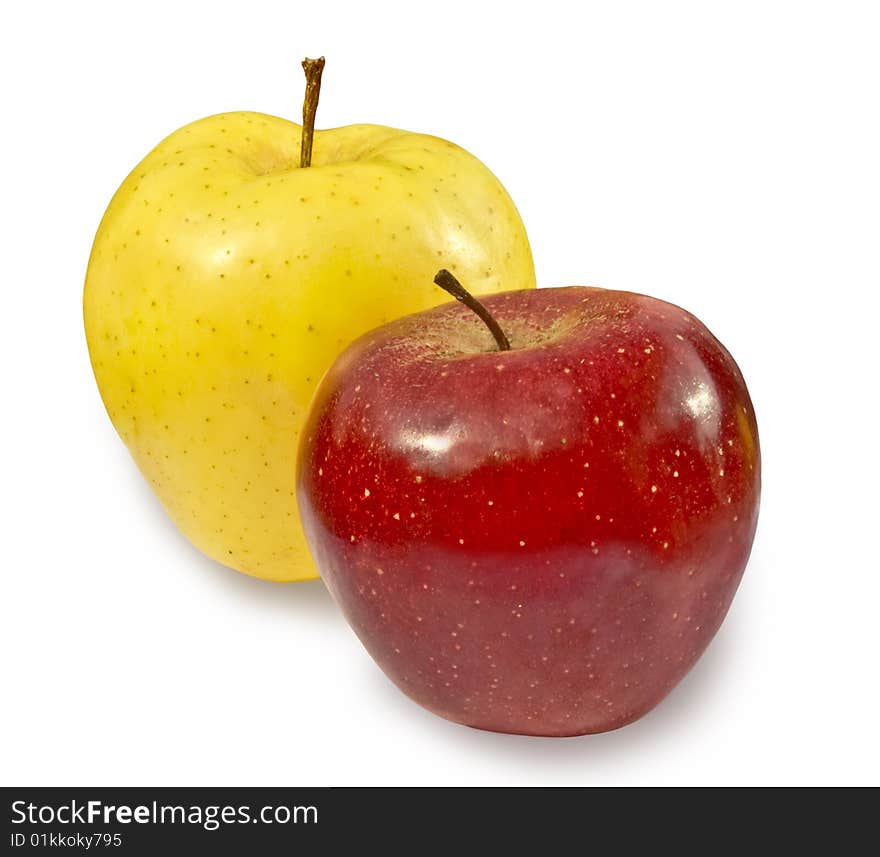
<box><xmin>311</xmin><ymin>533</ymin><xmax>751</xmax><ymax>737</ymax></box>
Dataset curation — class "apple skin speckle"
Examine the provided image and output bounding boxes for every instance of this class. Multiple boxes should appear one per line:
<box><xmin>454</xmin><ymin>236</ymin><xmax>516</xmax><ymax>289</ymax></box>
<box><xmin>298</xmin><ymin>286</ymin><xmax>760</xmax><ymax>736</ymax></box>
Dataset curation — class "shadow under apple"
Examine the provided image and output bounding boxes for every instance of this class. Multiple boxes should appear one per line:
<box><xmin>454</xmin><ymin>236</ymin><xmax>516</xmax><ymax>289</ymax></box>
<box><xmin>359</xmin><ymin>561</ymin><xmax>755</xmax><ymax>774</ymax></box>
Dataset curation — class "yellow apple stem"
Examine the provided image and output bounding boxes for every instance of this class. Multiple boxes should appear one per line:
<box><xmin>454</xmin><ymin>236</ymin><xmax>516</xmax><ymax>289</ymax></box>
<box><xmin>433</xmin><ymin>269</ymin><xmax>511</xmax><ymax>352</ymax></box>
<box><xmin>300</xmin><ymin>56</ymin><xmax>326</xmax><ymax>168</ymax></box>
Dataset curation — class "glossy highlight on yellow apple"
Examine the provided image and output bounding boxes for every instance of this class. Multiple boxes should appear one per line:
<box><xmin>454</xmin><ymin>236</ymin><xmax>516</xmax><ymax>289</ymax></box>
<box><xmin>84</xmin><ymin>59</ymin><xmax>535</xmax><ymax>581</ymax></box>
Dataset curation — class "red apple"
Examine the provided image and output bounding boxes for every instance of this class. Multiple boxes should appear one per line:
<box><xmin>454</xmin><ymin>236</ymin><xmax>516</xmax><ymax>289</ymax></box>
<box><xmin>297</xmin><ymin>273</ymin><xmax>760</xmax><ymax>736</ymax></box>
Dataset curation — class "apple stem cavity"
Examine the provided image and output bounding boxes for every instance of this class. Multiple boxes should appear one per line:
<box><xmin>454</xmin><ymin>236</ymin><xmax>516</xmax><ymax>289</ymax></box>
<box><xmin>433</xmin><ymin>269</ymin><xmax>511</xmax><ymax>352</ymax></box>
<box><xmin>299</xmin><ymin>56</ymin><xmax>326</xmax><ymax>168</ymax></box>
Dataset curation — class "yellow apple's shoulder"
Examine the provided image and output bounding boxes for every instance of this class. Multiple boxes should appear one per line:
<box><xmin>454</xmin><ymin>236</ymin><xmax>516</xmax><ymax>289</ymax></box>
<box><xmin>84</xmin><ymin>112</ymin><xmax>294</xmax><ymax>275</ymax></box>
<box><xmin>148</xmin><ymin>111</ymin><xmax>299</xmax><ymax>154</ymax></box>
<box><xmin>310</xmin><ymin>124</ymin><xmax>509</xmax><ymax>188</ymax></box>
<box><xmin>352</xmin><ymin>128</ymin><xmax>536</xmax><ymax>291</ymax></box>
<box><xmin>354</xmin><ymin>128</ymin><xmax>504</xmax><ymax>181</ymax></box>
<box><xmin>142</xmin><ymin>112</ymin><xmax>306</xmax><ymax>177</ymax></box>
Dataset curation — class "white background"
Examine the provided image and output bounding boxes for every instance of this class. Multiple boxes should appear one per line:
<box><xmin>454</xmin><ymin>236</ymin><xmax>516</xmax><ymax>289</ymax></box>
<box><xmin>2</xmin><ymin>0</ymin><xmax>878</xmax><ymax>786</ymax></box>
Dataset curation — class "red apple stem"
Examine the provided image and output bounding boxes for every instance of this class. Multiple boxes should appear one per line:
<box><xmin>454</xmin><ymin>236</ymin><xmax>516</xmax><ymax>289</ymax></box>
<box><xmin>300</xmin><ymin>56</ymin><xmax>325</xmax><ymax>168</ymax></box>
<box><xmin>433</xmin><ymin>269</ymin><xmax>511</xmax><ymax>352</ymax></box>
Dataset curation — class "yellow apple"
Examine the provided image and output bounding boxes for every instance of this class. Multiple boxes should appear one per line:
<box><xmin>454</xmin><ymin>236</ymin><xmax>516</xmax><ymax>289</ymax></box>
<box><xmin>84</xmin><ymin>94</ymin><xmax>535</xmax><ymax>582</ymax></box>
